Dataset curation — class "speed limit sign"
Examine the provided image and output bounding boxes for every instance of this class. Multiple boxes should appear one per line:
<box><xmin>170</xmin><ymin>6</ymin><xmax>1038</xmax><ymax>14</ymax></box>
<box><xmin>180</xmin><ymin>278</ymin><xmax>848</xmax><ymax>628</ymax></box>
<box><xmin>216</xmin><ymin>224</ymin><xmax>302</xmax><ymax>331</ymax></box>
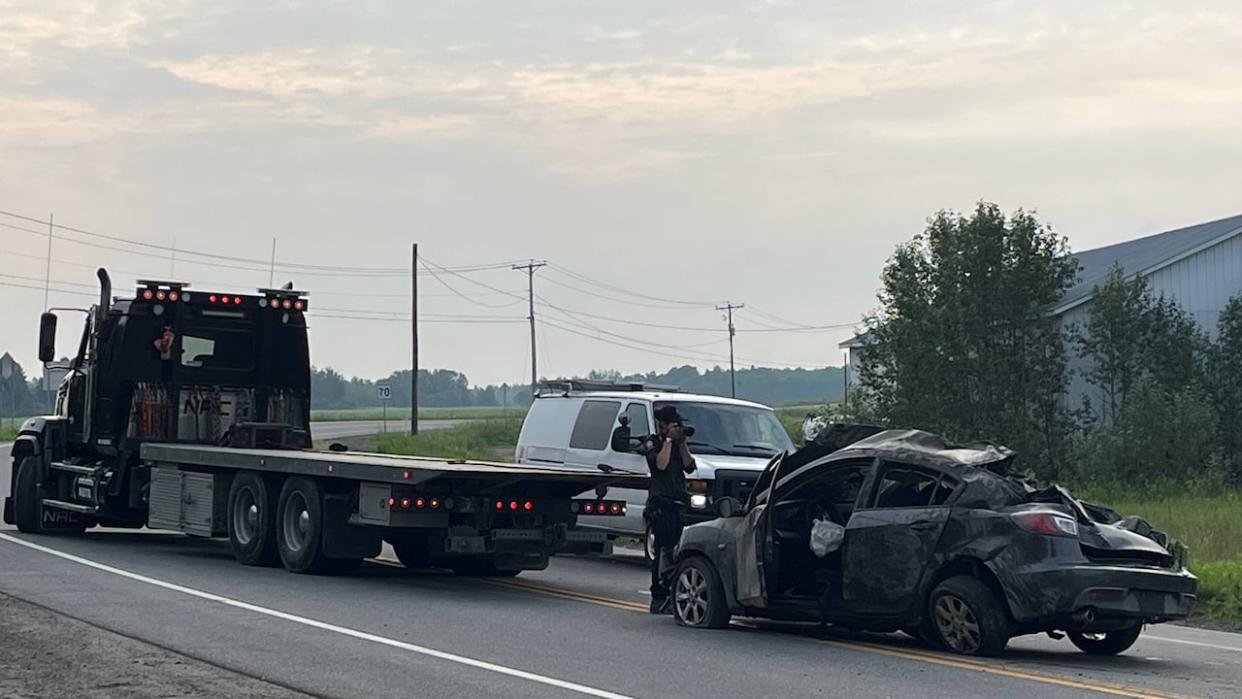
<box><xmin>377</xmin><ymin>384</ymin><xmax>392</xmax><ymax>401</ymax></box>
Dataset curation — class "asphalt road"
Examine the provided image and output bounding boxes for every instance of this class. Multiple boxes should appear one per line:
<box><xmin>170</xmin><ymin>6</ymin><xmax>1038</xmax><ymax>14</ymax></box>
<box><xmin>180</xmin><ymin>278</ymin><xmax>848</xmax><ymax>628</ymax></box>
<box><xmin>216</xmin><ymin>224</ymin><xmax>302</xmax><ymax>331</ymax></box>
<box><xmin>2</xmin><ymin>437</ymin><xmax>1241</xmax><ymax>698</ymax></box>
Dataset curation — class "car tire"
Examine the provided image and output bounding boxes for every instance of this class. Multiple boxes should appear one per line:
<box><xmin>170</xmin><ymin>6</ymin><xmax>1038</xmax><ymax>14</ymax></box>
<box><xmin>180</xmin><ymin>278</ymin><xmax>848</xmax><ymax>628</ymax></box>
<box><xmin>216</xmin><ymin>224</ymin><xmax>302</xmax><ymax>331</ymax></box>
<box><xmin>927</xmin><ymin>576</ymin><xmax>1011</xmax><ymax>657</ymax></box>
<box><xmin>227</xmin><ymin>472</ymin><xmax>279</xmax><ymax>566</ymax></box>
<box><xmin>643</xmin><ymin>520</ymin><xmax>656</xmax><ymax>564</ymax></box>
<box><xmin>276</xmin><ymin>477</ymin><xmax>328</xmax><ymax>573</ymax></box>
<box><xmin>672</xmin><ymin>557</ymin><xmax>731</xmax><ymax>629</ymax></box>
<box><xmin>1067</xmin><ymin>626</ymin><xmax>1142</xmax><ymax>656</ymax></box>
<box><xmin>449</xmin><ymin>557</ymin><xmax>521</xmax><ymax>577</ymax></box>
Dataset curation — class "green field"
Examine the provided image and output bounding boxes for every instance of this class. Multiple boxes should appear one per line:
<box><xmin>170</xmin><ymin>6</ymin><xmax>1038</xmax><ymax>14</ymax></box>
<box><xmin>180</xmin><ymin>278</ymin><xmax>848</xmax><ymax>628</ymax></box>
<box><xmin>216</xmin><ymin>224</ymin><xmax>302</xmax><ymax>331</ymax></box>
<box><xmin>0</xmin><ymin>425</ymin><xmax>18</xmax><ymax>442</ymax></box>
<box><xmin>369</xmin><ymin>418</ymin><xmax>524</xmax><ymax>461</ymax></box>
<box><xmin>311</xmin><ymin>406</ymin><xmax>528</xmax><ymax>422</ymax></box>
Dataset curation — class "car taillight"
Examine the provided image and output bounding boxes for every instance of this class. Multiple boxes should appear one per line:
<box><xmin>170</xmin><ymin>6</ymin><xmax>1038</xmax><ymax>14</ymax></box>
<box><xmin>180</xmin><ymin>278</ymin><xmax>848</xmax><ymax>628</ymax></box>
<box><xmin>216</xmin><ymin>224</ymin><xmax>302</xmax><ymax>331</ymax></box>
<box><xmin>1011</xmin><ymin>511</ymin><xmax>1079</xmax><ymax>537</ymax></box>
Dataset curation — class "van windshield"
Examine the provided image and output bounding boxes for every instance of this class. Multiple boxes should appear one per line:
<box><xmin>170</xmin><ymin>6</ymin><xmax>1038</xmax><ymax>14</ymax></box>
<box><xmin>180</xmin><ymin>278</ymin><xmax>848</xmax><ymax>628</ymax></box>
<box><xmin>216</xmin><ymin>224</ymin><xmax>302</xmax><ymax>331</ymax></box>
<box><xmin>654</xmin><ymin>401</ymin><xmax>794</xmax><ymax>457</ymax></box>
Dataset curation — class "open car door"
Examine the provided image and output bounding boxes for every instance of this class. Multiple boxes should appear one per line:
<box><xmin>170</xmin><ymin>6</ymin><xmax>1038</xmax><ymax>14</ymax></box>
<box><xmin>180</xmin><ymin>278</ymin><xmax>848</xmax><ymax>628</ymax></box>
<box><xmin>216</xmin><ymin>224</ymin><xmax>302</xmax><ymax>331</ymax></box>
<box><xmin>734</xmin><ymin>451</ymin><xmax>785</xmax><ymax>608</ymax></box>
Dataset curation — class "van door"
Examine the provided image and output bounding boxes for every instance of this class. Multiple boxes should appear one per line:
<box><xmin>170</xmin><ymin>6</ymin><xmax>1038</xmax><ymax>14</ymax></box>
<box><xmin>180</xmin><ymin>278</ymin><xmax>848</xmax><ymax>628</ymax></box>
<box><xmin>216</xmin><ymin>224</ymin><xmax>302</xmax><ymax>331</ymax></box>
<box><xmin>563</xmin><ymin>399</ymin><xmax>623</xmax><ymax>470</ymax></box>
<box><xmin>602</xmin><ymin>401</ymin><xmax>653</xmax><ymax>533</ymax></box>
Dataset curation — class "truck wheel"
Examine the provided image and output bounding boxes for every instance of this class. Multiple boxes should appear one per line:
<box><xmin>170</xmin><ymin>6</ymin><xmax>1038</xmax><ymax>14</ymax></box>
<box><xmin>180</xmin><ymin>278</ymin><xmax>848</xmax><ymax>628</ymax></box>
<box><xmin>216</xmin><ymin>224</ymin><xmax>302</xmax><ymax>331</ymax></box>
<box><xmin>276</xmin><ymin>477</ymin><xmax>328</xmax><ymax>573</ymax></box>
<box><xmin>227</xmin><ymin>472</ymin><xmax>279</xmax><ymax>566</ymax></box>
<box><xmin>927</xmin><ymin>576</ymin><xmax>1011</xmax><ymax>656</ymax></box>
<box><xmin>449</xmin><ymin>557</ymin><xmax>520</xmax><ymax>577</ymax></box>
<box><xmin>672</xmin><ymin>556</ymin><xmax>731</xmax><ymax>629</ymax></box>
<box><xmin>392</xmin><ymin>537</ymin><xmax>431</xmax><ymax>570</ymax></box>
<box><xmin>14</xmin><ymin>457</ymin><xmax>44</xmax><ymax>534</ymax></box>
<box><xmin>1067</xmin><ymin>626</ymin><xmax>1142</xmax><ymax>655</ymax></box>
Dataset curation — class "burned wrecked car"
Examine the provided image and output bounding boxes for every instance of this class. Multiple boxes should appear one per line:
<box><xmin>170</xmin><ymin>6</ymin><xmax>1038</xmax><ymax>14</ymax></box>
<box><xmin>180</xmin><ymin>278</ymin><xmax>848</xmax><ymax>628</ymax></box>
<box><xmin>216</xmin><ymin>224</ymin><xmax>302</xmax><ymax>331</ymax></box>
<box><xmin>668</xmin><ymin>426</ymin><xmax>1197</xmax><ymax>657</ymax></box>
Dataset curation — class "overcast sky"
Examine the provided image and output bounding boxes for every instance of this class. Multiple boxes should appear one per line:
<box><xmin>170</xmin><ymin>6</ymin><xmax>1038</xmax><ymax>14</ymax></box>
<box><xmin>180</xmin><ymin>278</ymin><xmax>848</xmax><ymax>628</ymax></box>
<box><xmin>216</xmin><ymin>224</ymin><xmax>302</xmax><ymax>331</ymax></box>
<box><xmin>2</xmin><ymin>1</ymin><xmax>1240</xmax><ymax>386</ymax></box>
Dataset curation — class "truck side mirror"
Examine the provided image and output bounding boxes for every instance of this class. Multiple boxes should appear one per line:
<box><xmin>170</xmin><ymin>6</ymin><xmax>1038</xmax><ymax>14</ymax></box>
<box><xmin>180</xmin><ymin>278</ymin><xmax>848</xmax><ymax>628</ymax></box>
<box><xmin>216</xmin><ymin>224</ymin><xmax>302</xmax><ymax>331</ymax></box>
<box><xmin>610</xmin><ymin>416</ymin><xmax>632</xmax><ymax>453</ymax></box>
<box><xmin>715</xmin><ymin>497</ymin><xmax>742</xmax><ymax>518</ymax></box>
<box><xmin>38</xmin><ymin>312</ymin><xmax>57</xmax><ymax>363</ymax></box>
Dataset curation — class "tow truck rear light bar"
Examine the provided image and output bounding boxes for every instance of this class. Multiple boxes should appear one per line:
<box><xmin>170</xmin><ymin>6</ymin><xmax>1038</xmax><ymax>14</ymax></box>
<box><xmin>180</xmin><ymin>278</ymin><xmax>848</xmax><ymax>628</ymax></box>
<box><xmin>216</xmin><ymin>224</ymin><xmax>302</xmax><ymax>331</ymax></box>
<box><xmin>570</xmin><ymin>499</ymin><xmax>627</xmax><ymax>516</ymax></box>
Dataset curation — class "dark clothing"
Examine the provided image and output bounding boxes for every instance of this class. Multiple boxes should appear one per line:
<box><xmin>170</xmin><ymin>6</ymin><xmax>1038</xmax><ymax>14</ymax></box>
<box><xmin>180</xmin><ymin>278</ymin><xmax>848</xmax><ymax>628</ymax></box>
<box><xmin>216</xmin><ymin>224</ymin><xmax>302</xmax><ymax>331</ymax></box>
<box><xmin>645</xmin><ymin>436</ymin><xmax>692</xmax><ymax>601</ymax></box>
<box><xmin>644</xmin><ymin>437</ymin><xmax>690</xmax><ymax>506</ymax></box>
<box><xmin>647</xmin><ymin>499</ymin><xmax>685</xmax><ymax>600</ymax></box>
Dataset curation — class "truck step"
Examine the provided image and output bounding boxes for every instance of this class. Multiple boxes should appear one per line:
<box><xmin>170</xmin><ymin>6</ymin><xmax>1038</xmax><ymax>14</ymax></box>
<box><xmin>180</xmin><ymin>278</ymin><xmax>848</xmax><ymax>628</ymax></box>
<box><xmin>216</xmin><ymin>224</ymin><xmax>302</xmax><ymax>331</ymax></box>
<box><xmin>42</xmin><ymin>499</ymin><xmax>99</xmax><ymax>515</ymax></box>
<box><xmin>49</xmin><ymin>462</ymin><xmax>99</xmax><ymax>476</ymax></box>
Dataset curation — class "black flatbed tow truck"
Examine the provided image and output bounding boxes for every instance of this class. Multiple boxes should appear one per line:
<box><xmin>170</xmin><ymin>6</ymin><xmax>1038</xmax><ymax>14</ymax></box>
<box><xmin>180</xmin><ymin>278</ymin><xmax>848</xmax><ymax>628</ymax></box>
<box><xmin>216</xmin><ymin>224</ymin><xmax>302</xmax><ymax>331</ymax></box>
<box><xmin>5</xmin><ymin>269</ymin><xmax>641</xmax><ymax>576</ymax></box>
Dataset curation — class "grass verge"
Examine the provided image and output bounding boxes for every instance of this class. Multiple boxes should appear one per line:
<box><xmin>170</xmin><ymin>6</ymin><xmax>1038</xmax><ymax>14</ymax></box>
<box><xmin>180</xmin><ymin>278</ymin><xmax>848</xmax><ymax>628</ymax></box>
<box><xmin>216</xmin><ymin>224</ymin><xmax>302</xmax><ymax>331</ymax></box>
<box><xmin>369</xmin><ymin>418</ymin><xmax>523</xmax><ymax>461</ymax></box>
<box><xmin>0</xmin><ymin>424</ymin><xmax>19</xmax><ymax>442</ymax></box>
<box><xmin>311</xmin><ymin>406</ymin><xmax>527</xmax><ymax>422</ymax></box>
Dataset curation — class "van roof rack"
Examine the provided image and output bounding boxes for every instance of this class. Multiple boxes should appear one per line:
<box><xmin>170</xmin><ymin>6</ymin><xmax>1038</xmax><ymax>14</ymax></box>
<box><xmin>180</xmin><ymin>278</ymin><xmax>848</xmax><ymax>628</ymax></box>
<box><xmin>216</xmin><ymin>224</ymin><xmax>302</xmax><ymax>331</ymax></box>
<box><xmin>536</xmin><ymin>379</ymin><xmax>681</xmax><ymax>396</ymax></box>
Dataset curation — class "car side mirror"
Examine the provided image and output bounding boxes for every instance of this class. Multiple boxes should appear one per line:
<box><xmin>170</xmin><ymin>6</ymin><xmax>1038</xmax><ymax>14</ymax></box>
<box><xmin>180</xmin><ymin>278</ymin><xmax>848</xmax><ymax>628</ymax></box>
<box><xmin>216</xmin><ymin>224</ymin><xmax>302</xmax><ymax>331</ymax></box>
<box><xmin>38</xmin><ymin>312</ymin><xmax>57</xmax><ymax>363</ymax></box>
<box><xmin>715</xmin><ymin>496</ymin><xmax>742</xmax><ymax>518</ymax></box>
<box><xmin>610</xmin><ymin>418</ymin><xmax>632</xmax><ymax>453</ymax></box>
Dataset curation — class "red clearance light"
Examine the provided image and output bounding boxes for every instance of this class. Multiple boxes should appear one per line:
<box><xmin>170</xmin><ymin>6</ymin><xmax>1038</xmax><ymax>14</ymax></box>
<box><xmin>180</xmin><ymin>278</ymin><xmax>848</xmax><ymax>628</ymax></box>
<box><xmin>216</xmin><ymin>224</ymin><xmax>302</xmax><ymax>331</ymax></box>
<box><xmin>430</xmin><ymin>498</ymin><xmax>441</xmax><ymax>509</ymax></box>
<box><xmin>402</xmin><ymin>470</ymin><xmax>411</xmax><ymax>480</ymax></box>
<box><xmin>220</xmin><ymin>295</ymin><xmax>230</xmax><ymax>304</ymax></box>
<box><xmin>209</xmin><ymin>294</ymin><xmax>218</xmax><ymax>303</ymax></box>
<box><xmin>414</xmin><ymin>497</ymin><xmax>426</xmax><ymax>509</ymax></box>
<box><xmin>142</xmin><ymin>289</ymin><xmax>154</xmax><ymax>300</ymax></box>
<box><xmin>233</xmin><ymin>296</ymin><xmax>242</xmax><ymax>305</ymax></box>
<box><xmin>523</xmin><ymin>500</ymin><xmax>534</xmax><ymax>511</ymax></box>
<box><xmin>509</xmin><ymin>500</ymin><xmax>519</xmax><ymax>511</ymax></box>
<box><xmin>583</xmin><ymin>502</ymin><xmax>594</xmax><ymax>514</ymax></box>
<box><xmin>294</xmin><ymin>300</ymin><xmax>304</xmax><ymax>311</ymax></box>
<box><xmin>169</xmin><ymin>291</ymin><xmax>179</xmax><ymax>301</ymax></box>
<box><xmin>155</xmin><ymin>290</ymin><xmax>166</xmax><ymax>301</ymax></box>
<box><xmin>399</xmin><ymin>497</ymin><xmax>411</xmax><ymax>509</ymax></box>
<box><xmin>282</xmin><ymin>298</ymin><xmax>293</xmax><ymax>310</ymax></box>
<box><xmin>387</xmin><ymin>497</ymin><xmax>395</xmax><ymax>507</ymax></box>
<box><xmin>598</xmin><ymin>502</ymin><xmax>608</xmax><ymax>513</ymax></box>
<box><xmin>610</xmin><ymin>503</ymin><xmax>622</xmax><ymax>514</ymax></box>
<box><xmin>495</xmin><ymin>500</ymin><xmax>504</xmax><ymax>511</ymax></box>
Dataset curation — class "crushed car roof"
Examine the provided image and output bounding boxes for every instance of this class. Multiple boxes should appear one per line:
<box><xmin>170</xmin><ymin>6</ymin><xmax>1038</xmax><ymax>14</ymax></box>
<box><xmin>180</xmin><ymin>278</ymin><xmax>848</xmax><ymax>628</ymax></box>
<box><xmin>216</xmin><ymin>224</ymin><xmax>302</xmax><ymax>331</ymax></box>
<box><xmin>834</xmin><ymin>429</ymin><xmax>1016</xmax><ymax>471</ymax></box>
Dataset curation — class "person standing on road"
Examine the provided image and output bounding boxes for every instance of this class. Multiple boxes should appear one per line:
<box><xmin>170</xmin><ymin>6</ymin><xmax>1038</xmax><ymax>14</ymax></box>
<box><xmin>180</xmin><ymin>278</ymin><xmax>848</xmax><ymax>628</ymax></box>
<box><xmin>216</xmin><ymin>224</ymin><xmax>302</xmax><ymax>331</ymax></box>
<box><xmin>644</xmin><ymin>405</ymin><xmax>696</xmax><ymax>614</ymax></box>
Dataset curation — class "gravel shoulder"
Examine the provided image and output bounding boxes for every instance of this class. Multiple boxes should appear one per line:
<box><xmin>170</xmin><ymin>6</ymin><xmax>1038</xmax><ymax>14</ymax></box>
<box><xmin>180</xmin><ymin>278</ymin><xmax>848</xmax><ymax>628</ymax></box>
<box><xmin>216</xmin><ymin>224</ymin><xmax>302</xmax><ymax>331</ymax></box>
<box><xmin>0</xmin><ymin>592</ymin><xmax>313</xmax><ymax>698</ymax></box>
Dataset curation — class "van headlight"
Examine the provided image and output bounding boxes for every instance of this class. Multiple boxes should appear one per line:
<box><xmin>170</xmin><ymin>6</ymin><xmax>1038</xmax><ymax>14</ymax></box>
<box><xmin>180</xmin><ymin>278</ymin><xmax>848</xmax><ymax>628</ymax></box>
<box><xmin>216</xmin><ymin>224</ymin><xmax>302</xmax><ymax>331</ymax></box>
<box><xmin>690</xmin><ymin>494</ymin><xmax>708</xmax><ymax>509</ymax></box>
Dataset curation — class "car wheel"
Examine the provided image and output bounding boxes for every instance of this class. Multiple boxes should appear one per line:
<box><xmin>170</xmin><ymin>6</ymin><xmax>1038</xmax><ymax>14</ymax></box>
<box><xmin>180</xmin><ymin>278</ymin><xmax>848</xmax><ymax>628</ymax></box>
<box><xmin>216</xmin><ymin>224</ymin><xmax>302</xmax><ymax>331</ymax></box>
<box><xmin>1067</xmin><ymin>626</ymin><xmax>1142</xmax><ymax>655</ymax></box>
<box><xmin>928</xmin><ymin>576</ymin><xmax>1011</xmax><ymax>656</ymax></box>
<box><xmin>672</xmin><ymin>557</ymin><xmax>731</xmax><ymax>629</ymax></box>
<box><xmin>227</xmin><ymin>472</ymin><xmax>279</xmax><ymax>566</ymax></box>
<box><xmin>276</xmin><ymin>477</ymin><xmax>328</xmax><ymax>573</ymax></box>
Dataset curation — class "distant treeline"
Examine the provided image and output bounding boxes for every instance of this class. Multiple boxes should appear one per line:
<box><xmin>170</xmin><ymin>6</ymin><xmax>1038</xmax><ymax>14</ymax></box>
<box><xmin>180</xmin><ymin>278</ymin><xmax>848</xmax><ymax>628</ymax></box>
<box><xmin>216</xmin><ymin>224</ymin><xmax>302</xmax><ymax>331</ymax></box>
<box><xmin>313</xmin><ymin>365</ymin><xmax>845</xmax><ymax>410</ymax></box>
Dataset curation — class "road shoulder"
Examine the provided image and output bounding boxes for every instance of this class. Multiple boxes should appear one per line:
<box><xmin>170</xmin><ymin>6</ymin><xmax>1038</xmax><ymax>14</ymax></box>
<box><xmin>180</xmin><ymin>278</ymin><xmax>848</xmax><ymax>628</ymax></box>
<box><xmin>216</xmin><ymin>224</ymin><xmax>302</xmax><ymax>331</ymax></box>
<box><xmin>0</xmin><ymin>591</ymin><xmax>312</xmax><ymax>698</ymax></box>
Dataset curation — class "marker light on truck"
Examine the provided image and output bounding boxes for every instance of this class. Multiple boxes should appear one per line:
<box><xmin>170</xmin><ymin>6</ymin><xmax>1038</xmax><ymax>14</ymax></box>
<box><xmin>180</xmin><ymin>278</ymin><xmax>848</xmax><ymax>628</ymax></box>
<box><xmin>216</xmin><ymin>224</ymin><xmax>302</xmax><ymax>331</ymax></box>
<box><xmin>209</xmin><ymin>294</ymin><xmax>218</xmax><ymax>303</ymax></box>
<box><xmin>524</xmin><ymin>500</ymin><xmax>534</xmax><ymax>511</ymax></box>
<box><xmin>155</xmin><ymin>290</ymin><xmax>166</xmax><ymax>301</ymax></box>
<box><xmin>399</xmin><ymin>497</ymin><xmax>411</xmax><ymax>509</ymax></box>
<box><xmin>142</xmin><ymin>289</ymin><xmax>154</xmax><ymax>300</ymax></box>
<box><xmin>415</xmin><ymin>497</ymin><xmax>426</xmax><ymax>509</ymax></box>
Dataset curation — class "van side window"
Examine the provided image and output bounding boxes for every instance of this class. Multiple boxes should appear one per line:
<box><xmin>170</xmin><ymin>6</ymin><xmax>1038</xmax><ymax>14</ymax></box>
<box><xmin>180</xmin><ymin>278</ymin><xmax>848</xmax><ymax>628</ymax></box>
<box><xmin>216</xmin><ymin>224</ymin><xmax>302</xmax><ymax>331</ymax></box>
<box><xmin>623</xmin><ymin>403</ymin><xmax>650</xmax><ymax>438</ymax></box>
<box><xmin>569</xmin><ymin>400</ymin><xmax>622</xmax><ymax>450</ymax></box>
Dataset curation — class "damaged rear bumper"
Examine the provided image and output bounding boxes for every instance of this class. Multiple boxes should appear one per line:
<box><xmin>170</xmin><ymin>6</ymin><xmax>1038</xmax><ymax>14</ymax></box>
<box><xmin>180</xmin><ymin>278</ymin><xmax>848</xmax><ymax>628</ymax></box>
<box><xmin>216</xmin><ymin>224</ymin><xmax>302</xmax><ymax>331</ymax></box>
<box><xmin>1000</xmin><ymin>562</ymin><xmax>1197</xmax><ymax>629</ymax></box>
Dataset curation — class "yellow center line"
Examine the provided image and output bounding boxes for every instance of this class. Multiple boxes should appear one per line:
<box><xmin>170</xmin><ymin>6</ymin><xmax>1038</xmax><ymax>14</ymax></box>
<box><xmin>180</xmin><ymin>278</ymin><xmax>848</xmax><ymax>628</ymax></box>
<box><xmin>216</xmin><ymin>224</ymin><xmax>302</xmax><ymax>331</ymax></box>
<box><xmin>366</xmin><ymin>557</ymin><xmax>1196</xmax><ymax>699</ymax></box>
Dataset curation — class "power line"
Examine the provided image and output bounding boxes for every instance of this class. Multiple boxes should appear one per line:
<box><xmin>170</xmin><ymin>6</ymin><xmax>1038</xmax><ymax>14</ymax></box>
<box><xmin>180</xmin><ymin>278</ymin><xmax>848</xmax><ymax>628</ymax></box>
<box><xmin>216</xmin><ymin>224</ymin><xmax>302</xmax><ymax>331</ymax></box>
<box><xmin>547</xmin><ymin>263</ymin><xmax>716</xmax><ymax>307</ymax></box>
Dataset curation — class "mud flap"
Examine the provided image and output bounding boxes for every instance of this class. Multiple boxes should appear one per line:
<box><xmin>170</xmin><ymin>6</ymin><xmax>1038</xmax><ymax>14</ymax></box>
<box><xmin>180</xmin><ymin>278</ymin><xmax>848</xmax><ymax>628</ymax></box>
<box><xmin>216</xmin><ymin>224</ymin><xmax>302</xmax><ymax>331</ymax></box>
<box><xmin>40</xmin><ymin>507</ymin><xmax>90</xmax><ymax>531</ymax></box>
<box><xmin>321</xmin><ymin>495</ymin><xmax>382</xmax><ymax>559</ymax></box>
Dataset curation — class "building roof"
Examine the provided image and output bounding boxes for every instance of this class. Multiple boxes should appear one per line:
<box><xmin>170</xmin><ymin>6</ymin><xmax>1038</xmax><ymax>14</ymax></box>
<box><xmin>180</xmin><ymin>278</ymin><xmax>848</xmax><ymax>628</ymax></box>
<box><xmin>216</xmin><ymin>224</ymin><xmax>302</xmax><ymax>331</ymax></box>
<box><xmin>1052</xmin><ymin>213</ymin><xmax>1242</xmax><ymax>315</ymax></box>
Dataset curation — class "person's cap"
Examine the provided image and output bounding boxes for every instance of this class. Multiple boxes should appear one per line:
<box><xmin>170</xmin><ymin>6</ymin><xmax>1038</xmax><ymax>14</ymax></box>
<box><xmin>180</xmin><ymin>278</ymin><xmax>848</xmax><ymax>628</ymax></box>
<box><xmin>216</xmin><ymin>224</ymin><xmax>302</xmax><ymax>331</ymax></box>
<box><xmin>654</xmin><ymin>405</ymin><xmax>683</xmax><ymax>424</ymax></box>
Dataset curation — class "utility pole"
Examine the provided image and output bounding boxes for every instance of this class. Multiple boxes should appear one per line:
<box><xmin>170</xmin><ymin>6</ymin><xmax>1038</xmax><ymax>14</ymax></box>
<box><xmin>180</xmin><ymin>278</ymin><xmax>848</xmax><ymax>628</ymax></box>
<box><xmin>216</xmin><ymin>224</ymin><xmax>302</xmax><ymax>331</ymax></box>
<box><xmin>268</xmin><ymin>238</ymin><xmax>277</xmax><ymax>287</ymax></box>
<box><xmin>512</xmin><ymin>260</ymin><xmax>547</xmax><ymax>395</ymax></box>
<box><xmin>717</xmin><ymin>302</ymin><xmax>744</xmax><ymax>398</ymax></box>
<box><xmin>411</xmin><ymin>243</ymin><xmax>420</xmax><ymax>435</ymax></box>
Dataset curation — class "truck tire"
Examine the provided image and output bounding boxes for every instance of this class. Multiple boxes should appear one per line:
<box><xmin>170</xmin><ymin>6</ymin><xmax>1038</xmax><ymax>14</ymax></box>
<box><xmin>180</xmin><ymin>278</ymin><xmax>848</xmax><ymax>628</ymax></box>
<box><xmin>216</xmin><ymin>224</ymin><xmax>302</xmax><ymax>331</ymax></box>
<box><xmin>449</xmin><ymin>557</ymin><xmax>521</xmax><ymax>577</ymax></box>
<box><xmin>227</xmin><ymin>472</ymin><xmax>279</xmax><ymax>566</ymax></box>
<box><xmin>927</xmin><ymin>576</ymin><xmax>1011</xmax><ymax>657</ymax></box>
<box><xmin>672</xmin><ymin>556</ymin><xmax>731</xmax><ymax>629</ymax></box>
<box><xmin>14</xmin><ymin>457</ymin><xmax>44</xmax><ymax>534</ymax></box>
<box><xmin>1067</xmin><ymin>626</ymin><xmax>1142</xmax><ymax>655</ymax></box>
<box><xmin>276</xmin><ymin>477</ymin><xmax>328</xmax><ymax>574</ymax></box>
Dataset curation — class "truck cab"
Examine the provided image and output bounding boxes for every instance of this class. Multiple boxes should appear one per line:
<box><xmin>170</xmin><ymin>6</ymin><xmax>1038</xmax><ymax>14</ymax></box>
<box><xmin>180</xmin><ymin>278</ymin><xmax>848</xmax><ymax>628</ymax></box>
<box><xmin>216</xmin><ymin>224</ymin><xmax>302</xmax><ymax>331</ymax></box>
<box><xmin>514</xmin><ymin>380</ymin><xmax>794</xmax><ymax>555</ymax></box>
<box><xmin>4</xmin><ymin>269</ymin><xmax>311</xmax><ymax>531</ymax></box>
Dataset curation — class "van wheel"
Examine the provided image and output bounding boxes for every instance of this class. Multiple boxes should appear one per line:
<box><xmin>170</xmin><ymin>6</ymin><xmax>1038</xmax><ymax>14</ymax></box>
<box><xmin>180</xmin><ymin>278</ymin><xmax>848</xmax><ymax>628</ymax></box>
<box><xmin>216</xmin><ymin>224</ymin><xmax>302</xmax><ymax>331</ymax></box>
<box><xmin>14</xmin><ymin>457</ymin><xmax>45</xmax><ymax>534</ymax></box>
<box><xmin>227</xmin><ymin>472</ymin><xmax>279</xmax><ymax>566</ymax></box>
<box><xmin>672</xmin><ymin>557</ymin><xmax>731</xmax><ymax>629</ymax></box>
<box><xmin>1068</xmin><ymin>626</ymin><xmax>1142</xmax><ymax>655</ymax></box>
<box><xmin>644</xmin><ymin>521</ymin><xmax>657</xmax><ymax>563</ymax></box>
<box><xmin>927</xmin><ymin>576</ymin><xmax>1011</xmax><ymax>656</ymax></box>
<box><xmin>276</xmin><ymin>477</ymin><xmax>328</xmax><ymax>573</ymax></box>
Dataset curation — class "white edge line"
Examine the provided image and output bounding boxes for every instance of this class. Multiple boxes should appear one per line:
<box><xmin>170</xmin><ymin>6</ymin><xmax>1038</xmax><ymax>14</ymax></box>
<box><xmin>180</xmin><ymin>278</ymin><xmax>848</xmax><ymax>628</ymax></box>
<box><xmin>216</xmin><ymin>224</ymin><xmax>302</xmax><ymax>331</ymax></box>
<box><xmin>1142</xmin><ymin>635</ymin><xmax>1242</xmax><ymax>653</ymax></box>
<box><xmin>0</xmin><ymin>532</ymin><xmax>635</xmax><ymax>699</ymax></box>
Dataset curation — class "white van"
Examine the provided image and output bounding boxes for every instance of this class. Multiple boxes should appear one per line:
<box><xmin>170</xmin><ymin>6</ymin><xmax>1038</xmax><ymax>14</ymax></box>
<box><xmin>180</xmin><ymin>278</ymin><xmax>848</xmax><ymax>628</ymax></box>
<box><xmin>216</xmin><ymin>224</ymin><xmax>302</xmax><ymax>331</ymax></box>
<box><xmin>515</xmin><ymin>381</ymin><xmax>794</xmax><ymax>555</ymax></box>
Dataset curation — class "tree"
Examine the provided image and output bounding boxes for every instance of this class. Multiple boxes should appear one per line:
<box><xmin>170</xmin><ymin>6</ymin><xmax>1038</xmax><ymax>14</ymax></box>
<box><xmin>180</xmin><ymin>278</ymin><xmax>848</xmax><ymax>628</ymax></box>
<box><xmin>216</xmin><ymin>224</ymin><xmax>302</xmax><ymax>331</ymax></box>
<box><xmin>859</xmin><ymin>203</ymin><xmax>1078</xmax><ymax>477</ymax></box>
<box><xmin>1076</xmin><ymin>266</ymin><xmax>1209</xmax><ymax>423</ymax></box>
<box><xmin>1210</xmin><ymin>296</ymin><xmax>1242</xmax><ymax>478</ymax></box>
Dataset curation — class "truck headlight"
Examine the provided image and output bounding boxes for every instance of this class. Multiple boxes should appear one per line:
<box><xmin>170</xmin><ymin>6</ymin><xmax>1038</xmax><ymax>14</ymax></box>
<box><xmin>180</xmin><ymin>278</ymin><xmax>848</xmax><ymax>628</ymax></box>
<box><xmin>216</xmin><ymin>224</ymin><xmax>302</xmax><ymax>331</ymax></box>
<box><xmin>690</xmin><ymin>494</ymin><xmax>708</xmax><ymax>509</ymax></box>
